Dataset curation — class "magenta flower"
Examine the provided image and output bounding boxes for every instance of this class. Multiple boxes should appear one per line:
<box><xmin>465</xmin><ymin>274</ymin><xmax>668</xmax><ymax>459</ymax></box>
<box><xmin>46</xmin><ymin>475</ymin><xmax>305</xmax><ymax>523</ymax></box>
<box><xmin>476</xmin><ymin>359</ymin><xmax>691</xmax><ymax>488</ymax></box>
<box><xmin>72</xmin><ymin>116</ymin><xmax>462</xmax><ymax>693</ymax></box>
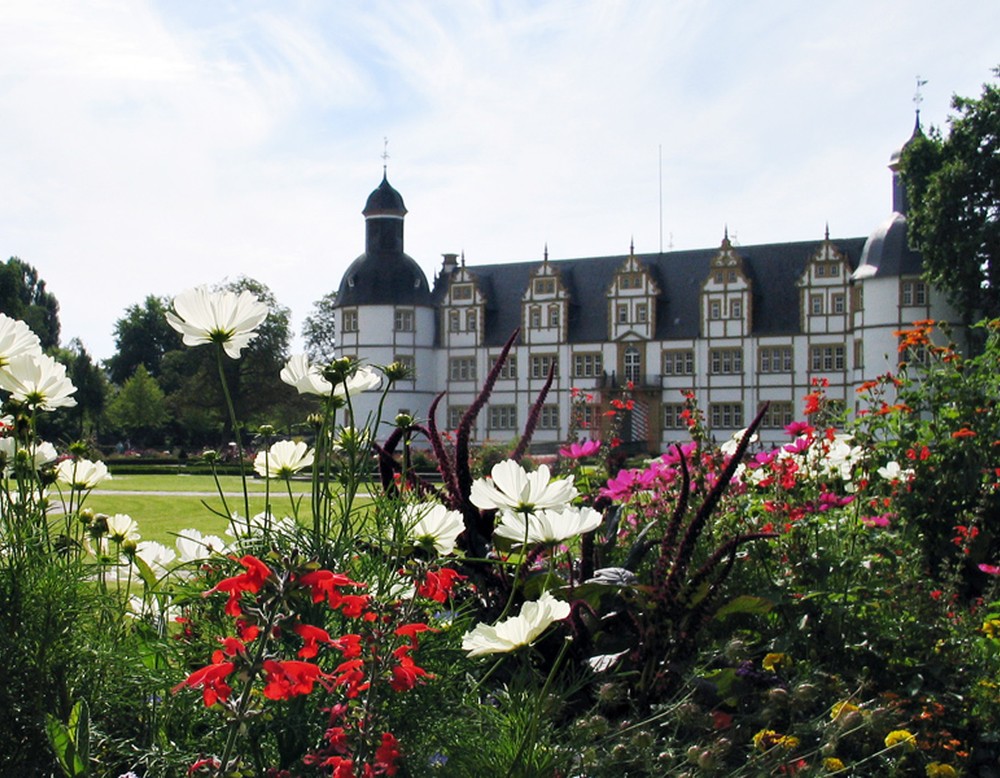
<box><xmin>559</xmin><ymin>439</ymin><xmax>602</xmax><ymax>459</ymax></box>
<box><xmin>861</xmin><ymin>514</ymin><xmax>893</xmax><ymax>529</ymax></box>
<box><xmin>978</xmin><ymin>563</ymin><xmax>1000</xmax><ymax>576</ymax></box>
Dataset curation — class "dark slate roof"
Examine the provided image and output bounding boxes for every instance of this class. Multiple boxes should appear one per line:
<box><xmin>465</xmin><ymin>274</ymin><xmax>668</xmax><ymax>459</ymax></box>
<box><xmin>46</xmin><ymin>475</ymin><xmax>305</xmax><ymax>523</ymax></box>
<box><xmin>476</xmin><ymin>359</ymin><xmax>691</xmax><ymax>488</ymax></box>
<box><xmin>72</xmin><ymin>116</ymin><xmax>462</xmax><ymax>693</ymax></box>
<box><xmin>337</xmin><ymin>251</ymin><xmax>433</xmax><ymax>306</ymax></box>
<box><xmin>363</xmin><ymin>173</ymin><xmax>407</xmax><ymax>216</ymax></box>
<box><xmin>855</xmin><ymin>213</ymin><xmax>923</xmax><ymax>279</ymax></box>
<box><xmin>464</xmin><ymin>237</ymin><xmax>870</xmax><ymax>347</ymax></box>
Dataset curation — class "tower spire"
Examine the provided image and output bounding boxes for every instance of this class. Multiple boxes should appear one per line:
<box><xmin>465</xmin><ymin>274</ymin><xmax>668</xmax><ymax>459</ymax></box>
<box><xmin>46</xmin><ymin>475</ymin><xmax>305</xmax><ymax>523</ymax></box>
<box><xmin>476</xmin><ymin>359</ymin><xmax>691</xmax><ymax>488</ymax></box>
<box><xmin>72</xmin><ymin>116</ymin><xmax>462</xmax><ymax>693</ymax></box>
<box><xmin>381</xmin><ymin>136</ymin><xmax>390</xmax><ymax>176</ymax></box>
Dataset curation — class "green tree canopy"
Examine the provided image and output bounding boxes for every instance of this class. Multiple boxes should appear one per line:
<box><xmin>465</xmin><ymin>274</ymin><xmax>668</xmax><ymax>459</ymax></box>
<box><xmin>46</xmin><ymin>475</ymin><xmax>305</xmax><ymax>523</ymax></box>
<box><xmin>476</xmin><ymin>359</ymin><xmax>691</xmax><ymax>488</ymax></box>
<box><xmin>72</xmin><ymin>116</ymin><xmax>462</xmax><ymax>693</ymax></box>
<box><xmin>0</xmin><ymin>257</ymin><xmax>60</xmax><ymax>349</ymax></box>
<box><xmin>106</xmin><ymin>295</ymin><xmax>183</xmax><ymax>385</ymax></box>
<box><xmin>302</xmin><ymin>290</ymin><xmax>337</xmax><ymax>363</ymax></box>
<box><xmin>106</xmin><ymin>364</ymin><xmax>168</xmax><ymax>447</ymax></box>
<box><xmin>902</xmin><ymin>67</ymin><xmax>1000</xmax><ymax>325</ymax></box>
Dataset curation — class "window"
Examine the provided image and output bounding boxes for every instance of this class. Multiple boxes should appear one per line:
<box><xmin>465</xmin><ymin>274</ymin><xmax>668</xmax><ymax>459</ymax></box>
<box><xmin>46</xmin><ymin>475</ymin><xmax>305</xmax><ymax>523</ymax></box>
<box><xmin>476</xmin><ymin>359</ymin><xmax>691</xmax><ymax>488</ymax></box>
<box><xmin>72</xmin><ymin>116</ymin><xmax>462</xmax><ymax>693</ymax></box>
<box><xmin>452</xmin><ymin>283</ymin><xmax>473</xmax><ymax>300</ymax></box>
<box><xmin>573</xmin><ymin>352</ymin><xmax>603</xmax><ymax>378</ymax></box>
<box><xmin>854</xmin><ymin>340</ymin><xmax>864</xmax><ymax>370</ymax></box>
<box><xmin>710</xmin><ymin>403</ymin><xmax>743</xmax><ymax>429</ymax></box>
<box><xmin>449</xmin><ymin>356</ymin><xmax>476</xmax><ymax>381</ymax></box>
<box><xmin>495</xmin><ymin>353</ymin><xmax>517</xmax><ymax>380</ymax></box>
<box><xmin>830</xmin><ymin>263</ymin><xmax>840</xmax><ymax>277</ymax></box>
<box><xmin>394</xmin><ymin>308</ymin><xmax>414</xmax><ymax>332</ymax></box>
<box><xmin>616</xmin><ymin>304</ymin><xmax>628</xmax><ymax>324</ymax></box>
<box><xmin>758</xmin><ymin>401</ymin><xmax>794</xmax><ymax>429</ymax></box>
<box><xmin>810</xmin><ymin>294</ymin><xmax>824</xmax><ymax>316</ymax></box>
<box><xmin>447</xmin><ymin>405</ymin><xmax>468</xmax><ymax>430</ymax></box>
<box><xmin>730</xmin><ymin>299</ymin><xmax>742</xmax><ymax>319</ymax></box>
<box><xmin>624</xmin><ymin>346</ymin><xmax>642</xmax><ymax>383</ymax></box>
<box><xmin>530</xmin><ymin>354</ymin><xmax>558</xmax><ymax>379</ymax></box>
<box><xmin>534</xmin><ymin>278</ymin><xmax>556</xmax><ymax>295</ymax></box>
<box><xmin>448</xmin><ymin>310</ymin><xmax>460</xmax><ymax>332</ymax></box>
<box><xmin>832</xmin><ymin>293</ymin><xmax>846</xmax><ymax>314</ymax></box>
<box><xmin>662</xmin><ymin>349</ymin><xmax>694</xmax><ymax>376</ymax></box>
<box><xmin>851</xmin><ymin>285</ymin><xmax>864</xmax><ymax>312</ymax></box>
<box><xmin>758</xmin><ymin>345</ymin><xmax>793</xmax><ymax>373</ymax></box>
<box><xmin>392</xmin><ymin>354</ymin><xmax>415</xmax><ymax>380</ymax></box>
<box><xmin>529</xmin><ymin>306</ymin><xmax>542</xmax><ymax>328</ymax></box>
<box><xmin>709</xmin><ymin>347</ymin><xmax>743</xmax><ymax>375</ymax></box>
<box><xmin>488</xmin><ymin>405</ymin><xmax>517</xmax><ymax>430</ymax></box>
<box><xmin>816</xmin><ymin>264</ymin><xmax>826</xmax><ymax>278</ymax></box>
<box><xmin>713</xmin><ymin>271</ymin><xmax>724</xmax><ymax>284</ymax></box>
<box><xmin>539</xmin><ymin>404</ymin><xmax>559</xmax><ymax>430</ymax></box>
<box><xmin>901</xmin><ymin>280</ymin><xmax>928</xmax><ymax>306</ymax></box>
<box><xmin>709</xmin><ymin>299</ymin><xmax>722</xmax><ymax>320</ymax></box>
<box><xmin>810</xmin><ymin>344</ymin><xmax>846</xmax><ymax>372</ymax></box>
<box><xmin>548</xmin><ymin>304</ymin><xmax>560</xmax><ymax>328</ymax></box>
<box><xmin>636</xmin><ymin>303</ymin><xmax>648</xmax><ymax>323</ymax></box>
<box><xmin>575</xmin><ymin>402</ymin><xmax>599</xmax><ymax>431</ymax></box>
<box><xmin>465</xmin><ymin>310</ymin><xmax>477</xmax><ymax>332</ymax></box>
<box><xmin>342</xmin><ymin>309</ymin><xmax>358</xmax><ymax>333</ymax></box>
<box><xmin>662</xmin><ymin>403</ymin><xmax>687</xmax><ymax>430</ymax></box>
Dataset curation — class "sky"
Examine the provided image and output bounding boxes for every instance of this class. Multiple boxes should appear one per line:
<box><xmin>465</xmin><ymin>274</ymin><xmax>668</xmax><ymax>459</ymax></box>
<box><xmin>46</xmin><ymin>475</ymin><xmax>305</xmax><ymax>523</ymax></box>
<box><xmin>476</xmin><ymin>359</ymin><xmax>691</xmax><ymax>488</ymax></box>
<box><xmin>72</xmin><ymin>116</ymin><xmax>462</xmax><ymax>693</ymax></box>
<box><xmin>1</xmin><ymin>1</ymin><xmax>998</xmax><ymax>362</ymax></box>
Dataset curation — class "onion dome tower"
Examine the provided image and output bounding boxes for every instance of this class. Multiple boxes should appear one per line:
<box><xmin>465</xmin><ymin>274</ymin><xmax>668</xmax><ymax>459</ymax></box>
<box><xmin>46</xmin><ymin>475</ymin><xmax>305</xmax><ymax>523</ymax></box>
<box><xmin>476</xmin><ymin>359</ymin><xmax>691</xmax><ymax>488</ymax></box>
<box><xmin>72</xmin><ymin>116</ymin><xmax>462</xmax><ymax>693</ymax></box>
<box><xmin>337</xmin><ymin>173</ymin><xmax>432</xmax><ymax>306</ymax></box>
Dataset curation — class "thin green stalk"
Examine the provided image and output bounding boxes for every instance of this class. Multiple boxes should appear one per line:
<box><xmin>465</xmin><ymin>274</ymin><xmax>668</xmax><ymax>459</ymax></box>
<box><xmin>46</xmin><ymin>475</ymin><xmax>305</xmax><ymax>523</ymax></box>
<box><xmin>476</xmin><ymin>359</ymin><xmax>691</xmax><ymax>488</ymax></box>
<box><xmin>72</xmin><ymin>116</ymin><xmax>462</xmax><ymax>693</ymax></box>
<box><xmin>216</xmin><ymin>344</ymin><xmax>251</xmax><ymax>522</ymax></box>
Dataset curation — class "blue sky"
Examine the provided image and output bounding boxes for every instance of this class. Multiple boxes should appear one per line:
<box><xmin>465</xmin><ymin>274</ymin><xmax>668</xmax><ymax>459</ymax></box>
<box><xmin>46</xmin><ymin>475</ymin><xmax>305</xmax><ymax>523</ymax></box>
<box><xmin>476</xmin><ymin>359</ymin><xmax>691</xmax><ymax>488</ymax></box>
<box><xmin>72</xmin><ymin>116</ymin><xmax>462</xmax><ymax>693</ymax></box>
<box><xmin>1</xmin><ymin>1</ymin><xmax>997</xmax><ymax>360</ymax></box>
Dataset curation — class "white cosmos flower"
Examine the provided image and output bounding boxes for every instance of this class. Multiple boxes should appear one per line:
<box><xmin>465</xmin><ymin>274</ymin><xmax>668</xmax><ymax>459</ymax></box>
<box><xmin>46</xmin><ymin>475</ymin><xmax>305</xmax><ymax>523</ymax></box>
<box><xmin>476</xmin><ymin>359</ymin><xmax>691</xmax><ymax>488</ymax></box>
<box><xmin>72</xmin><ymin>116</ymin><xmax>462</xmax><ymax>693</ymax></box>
<box><xmin>253</xmin><ymin>440</ymin><xmax>314</xmax><ymax>479</ymax></box>
<box><xmin>0</xmin><ymin>314</ymin><xmax>42</xmax><ymax>369</ymax></box>
<box><xmin>494</xmin><ymin>505</ymin><xmax>602</xmax><ymax>545</ymax></box>
<box><xmin>280</xmin><ymin>354</ymin><xmax>333</xmax><ymax>395</ymax></box>
<box><xmin>55</xmin><ymin>458</ymin><xmax>111</xmax><ymax>489</ymax></box>
<box><xmin>0</xmin><ymin>438</ymin><xmax>58</xmax><ymax>473</ymax></box>
<box><xmin>396</xmin><ymin>502</ymin><xmax>465</xmax><ymax>555</ymax></box>
<box><xmin>461</xmin><ymin>590</ymin><xmax>571</xmax><ymax>657</ymax></box>
<box><xmin>175</xmin><ymin>528</ymin><xmax>227</xmax><ymax>562</ymax></box>
<box><xmin>166</xmin><ymin>286</ymin><xmax>269</xmax><ymax>359</ymax></box>
<box><xmin>0</xmin><ymin>352</ymin><xmax>77</xmax><ymax>410</ymax></box>
<box><xmin>136</xmin><ymin>540</ymin><xmax>176</xmax><ymax>576</ymax></box>
<box><xmin>106</xmin><ymin>513</ymin><xmax>140</xmax><ymax>543</ymax></box>
<box><xmin>720</xmin><ymin>428</ymin><xmax>759</xmax><ymax>457</ymax></box>
<box><xmin>336</xmin><ymin>365</ymin><xmax>382</xmax><ymax>397</ymax></box>
<box><xmin>470</xmin><ymin>460</ymin><xmax>577</xmax><ymax>516</ymax></box>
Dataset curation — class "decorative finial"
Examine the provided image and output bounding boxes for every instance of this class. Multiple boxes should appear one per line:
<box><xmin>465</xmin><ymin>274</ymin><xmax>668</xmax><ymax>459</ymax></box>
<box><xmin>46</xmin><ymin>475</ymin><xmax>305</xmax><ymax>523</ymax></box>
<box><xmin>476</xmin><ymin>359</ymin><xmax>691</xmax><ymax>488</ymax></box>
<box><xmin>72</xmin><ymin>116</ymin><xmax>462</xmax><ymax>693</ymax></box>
<box><xmin>723</xmin><ymin>224</ymin><xmax>730</xmax><ymax>244</ymax></box>
<box><xmin>461</xmin><ymin>250</ymin><xmax>466</xmax><ymax>268</ymax></box>
<box><xmin>544</xmin><ymin>243</ymin><xmax>549</xmax><ymax>263</ymax></box>
<box><xmin>825</xmin><ymin>222</ymin><xmax>830</xmax><ymax>241</ymax></box>
<box><xmin>381</xmin><ymin>137</ymin><xmax>390</xmax><ymax>175</ymax></box>
<box><xmin>630</xmin><ymin>236</ymin><xmax>635</xmax><ymax>256</ymax></box>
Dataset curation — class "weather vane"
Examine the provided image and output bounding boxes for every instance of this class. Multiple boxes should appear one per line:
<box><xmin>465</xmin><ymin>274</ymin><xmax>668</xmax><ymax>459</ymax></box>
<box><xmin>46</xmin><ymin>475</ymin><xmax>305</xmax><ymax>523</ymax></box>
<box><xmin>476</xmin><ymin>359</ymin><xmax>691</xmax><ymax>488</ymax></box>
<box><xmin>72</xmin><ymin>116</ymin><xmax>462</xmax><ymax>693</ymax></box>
<box><xmin>382</xmin><ymin>137</ymin><xmax>390</xmax><ymax>174</ymax></box>
<box><xmin>914</xmin><ymin>76</ymin><xmax>928</xmax><ymax>111</ymax></box>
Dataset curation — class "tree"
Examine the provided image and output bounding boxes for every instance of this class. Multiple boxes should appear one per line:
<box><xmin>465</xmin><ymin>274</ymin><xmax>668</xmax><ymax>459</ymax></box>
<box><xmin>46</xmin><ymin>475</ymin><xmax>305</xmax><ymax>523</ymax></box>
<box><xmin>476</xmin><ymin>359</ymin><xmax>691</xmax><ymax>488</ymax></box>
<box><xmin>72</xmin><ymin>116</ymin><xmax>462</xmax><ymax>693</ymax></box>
<box><xmin>0</xmin><ymin>257</ymin><xmax>60</xmax><ymax>349</ymax></box>
<box><xmin>902</xmin><ymin>67</ymin><xmax>1000</xmax><ymax>326</ymax></box>
<box><xmin>38</xmin><ymin>340</ymin><xmax>108</xmax><ymax>443</ymax></box>
<box><xmin>302</xmin><ymin>291</ymin><xmax>337</xmax><ymax>363</ymax></box>
<box><xmin>106</xmin><ymin>295</ymin><xmax>183</xmax><ymax>385</ymax></box>
<box><xmin>106</xmin><ymin>365</ymin><xmax>168</xmax><ymax>447</ymax></box>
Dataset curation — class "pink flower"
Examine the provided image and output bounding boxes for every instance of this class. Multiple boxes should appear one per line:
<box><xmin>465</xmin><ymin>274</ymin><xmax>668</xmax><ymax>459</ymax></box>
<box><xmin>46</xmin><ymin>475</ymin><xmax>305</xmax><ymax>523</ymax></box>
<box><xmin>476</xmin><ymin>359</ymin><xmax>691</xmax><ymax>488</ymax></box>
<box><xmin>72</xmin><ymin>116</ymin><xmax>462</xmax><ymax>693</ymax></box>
<box><xmin>978</xmin><ymin>563</ymin><xmax>1000</xmax><ymax>576</ymax></box>
<box><xmin>861</xmin><ymin>514</ymin><xmax>893</xmax><ymax>529</ymax></box>
<box><xmin>559</xmin><ymin>439</ymin><xmax>602</xmax><ymax>459</ymax></box>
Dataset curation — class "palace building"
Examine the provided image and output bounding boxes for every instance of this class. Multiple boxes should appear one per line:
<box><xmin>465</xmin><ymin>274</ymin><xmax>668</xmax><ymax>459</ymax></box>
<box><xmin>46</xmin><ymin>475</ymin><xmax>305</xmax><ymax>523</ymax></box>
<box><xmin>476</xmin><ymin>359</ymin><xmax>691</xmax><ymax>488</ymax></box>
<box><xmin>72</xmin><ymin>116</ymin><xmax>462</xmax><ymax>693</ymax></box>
<box><xmin>333</xmin><ymin>126</ymin><xmax>958</xmax><ymax>452</ymax></box>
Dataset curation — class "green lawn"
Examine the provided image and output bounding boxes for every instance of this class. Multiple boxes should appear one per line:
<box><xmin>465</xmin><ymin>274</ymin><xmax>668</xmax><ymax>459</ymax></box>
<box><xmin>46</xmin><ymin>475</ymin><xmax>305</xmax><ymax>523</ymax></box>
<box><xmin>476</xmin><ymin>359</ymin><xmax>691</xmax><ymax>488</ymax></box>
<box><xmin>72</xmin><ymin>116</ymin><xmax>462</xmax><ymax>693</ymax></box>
<box><xmin>65</xmin><ymin>474</ymin><xmax>379</xmax><ymax>545</ymax></box>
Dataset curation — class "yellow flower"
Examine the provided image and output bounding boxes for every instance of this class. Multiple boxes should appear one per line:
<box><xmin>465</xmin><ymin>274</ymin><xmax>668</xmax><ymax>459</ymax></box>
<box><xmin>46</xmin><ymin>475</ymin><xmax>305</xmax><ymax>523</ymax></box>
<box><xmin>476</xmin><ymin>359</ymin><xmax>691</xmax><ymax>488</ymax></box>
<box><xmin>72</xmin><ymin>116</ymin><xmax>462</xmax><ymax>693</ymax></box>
<box><xmin>762</xmin><ymin>652</ymin><xmax>790</xmax><ymax>672</ymax></box>
<box><xmin>884</xmin><ymin>729</ymin><xmax>916</xmax><ymax>749</ymax></box>
<box><xmin>752</xmin><ymin>729</ymin><xmax>799</xmax><ymax>751</ymax></box>
<box><xmin>981</xmin><ymin>619</ymin><xmax>1000</xmax><ymax>639</ymax></box>
<box><xmin>830</xmin><ymin>701</ymin><xmax>860</xmax><ymax>721</ymax></box>
<box><xmin>926</xmin><ymin>762</ymin><xmax>958</xmax><ymax>778</ymax></box>
<box><xmin>823</xmin><ymin>757</ymin><xmax>846</xmax><ymax>772</ymax></box>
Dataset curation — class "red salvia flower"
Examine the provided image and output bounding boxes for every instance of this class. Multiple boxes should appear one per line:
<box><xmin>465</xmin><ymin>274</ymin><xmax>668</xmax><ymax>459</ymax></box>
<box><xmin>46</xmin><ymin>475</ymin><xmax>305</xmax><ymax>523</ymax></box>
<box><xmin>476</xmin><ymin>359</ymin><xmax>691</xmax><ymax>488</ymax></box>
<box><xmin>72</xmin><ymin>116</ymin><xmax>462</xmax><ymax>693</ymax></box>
<box><xmin>294</xmin><ymin>623</ymin><xmax>334</xmax><ymax>658</ymax></box>
<box><xmin>261</xmin><ymin>659</ymin><xmax>326</xmax><ymax>700</ymax></box>
<box><xmin>172</xmin><ymin>656</ymin><xmax>236</xmax><ymax>707</ymax></box>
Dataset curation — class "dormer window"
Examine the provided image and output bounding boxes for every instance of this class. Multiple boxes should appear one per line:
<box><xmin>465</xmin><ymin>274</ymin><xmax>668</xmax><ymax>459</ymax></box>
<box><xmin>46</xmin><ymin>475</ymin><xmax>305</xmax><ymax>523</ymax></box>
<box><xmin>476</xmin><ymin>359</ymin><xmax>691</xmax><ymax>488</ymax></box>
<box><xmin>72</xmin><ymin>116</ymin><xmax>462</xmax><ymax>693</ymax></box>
<box><xmin>534</xmin><ymin>278</ymin><xmax>556</xmax><ymax>295</ymax></box>
<box><xmin>548</xmin><ymin>304</ymin><xmax>560</xmax><ymax>328</ymax></box>
<box><xmin>529</xmin><ymin>306</ymin><xmax>542</xmax><ymax>328</ymax></box>
<box><xmin>730</xmin><ymin>299</ymin><xmax>742</xmax><ymax>319</ymax></box>
<box><xmin>452</xmin><ymin>284</ymin><xmax>473</xmax><ymax>300</ymax></box>
<box><xmin>636</xmin><ymin>303</ymin><xmax>648</xmax><ymax>323</ymax></box>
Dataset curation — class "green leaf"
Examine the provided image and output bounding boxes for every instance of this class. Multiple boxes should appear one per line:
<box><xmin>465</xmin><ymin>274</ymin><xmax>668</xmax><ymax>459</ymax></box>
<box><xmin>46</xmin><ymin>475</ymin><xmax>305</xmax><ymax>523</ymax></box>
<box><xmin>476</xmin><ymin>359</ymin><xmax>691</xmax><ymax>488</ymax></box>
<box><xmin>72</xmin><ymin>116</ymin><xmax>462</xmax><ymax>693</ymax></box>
<box><xmin>714</xmin><ymin>595</ymin><xmax>774</xmax><ymax>620</ymax></box>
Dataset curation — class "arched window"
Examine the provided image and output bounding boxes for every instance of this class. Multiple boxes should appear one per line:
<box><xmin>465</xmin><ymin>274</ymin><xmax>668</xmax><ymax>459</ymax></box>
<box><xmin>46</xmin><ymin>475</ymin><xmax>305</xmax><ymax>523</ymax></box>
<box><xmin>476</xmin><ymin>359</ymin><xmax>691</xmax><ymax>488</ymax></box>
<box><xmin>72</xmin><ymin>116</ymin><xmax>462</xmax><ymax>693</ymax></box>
<box><xmin>624</xmin><ymin>345</ymin><xmax>642</xmax><ymax>384</ymax></box>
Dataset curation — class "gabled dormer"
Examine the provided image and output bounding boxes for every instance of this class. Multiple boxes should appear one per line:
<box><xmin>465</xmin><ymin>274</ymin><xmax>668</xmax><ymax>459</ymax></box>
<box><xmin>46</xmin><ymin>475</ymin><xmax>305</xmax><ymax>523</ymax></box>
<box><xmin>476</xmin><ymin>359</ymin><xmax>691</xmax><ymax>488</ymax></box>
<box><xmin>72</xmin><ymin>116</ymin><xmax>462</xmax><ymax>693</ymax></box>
<box><xmin>607</xmin><ymin>245</ymin><xmax>660</xmax><ymax>341</ymax></box>
<box><xmin>800</xmin><ymin>228</ymin><xmax>850</xmax><ymax>335</ymax></box>
<box><xmin>522</xmin><ymin>248</ymin><xmax>568</xmax><ymax>345</ymax></box>
<box><xmin>701</xmin><ymin>231</ymin><xmax>751</xmax><ymax>338</ymax></box>
<box><xmin>442</xmin><ymin>256</ymin><xmax>485</xmax><ymax>347</ymax></box>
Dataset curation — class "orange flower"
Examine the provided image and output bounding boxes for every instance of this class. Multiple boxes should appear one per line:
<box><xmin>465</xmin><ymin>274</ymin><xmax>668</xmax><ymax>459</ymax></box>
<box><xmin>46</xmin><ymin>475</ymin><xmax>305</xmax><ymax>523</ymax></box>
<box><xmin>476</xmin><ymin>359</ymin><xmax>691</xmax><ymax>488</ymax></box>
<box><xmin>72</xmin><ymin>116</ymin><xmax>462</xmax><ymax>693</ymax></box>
<box><xmin>952</xmin><ymin>427</ymin><xmax>977</xmax><ymax>438</ymax></box>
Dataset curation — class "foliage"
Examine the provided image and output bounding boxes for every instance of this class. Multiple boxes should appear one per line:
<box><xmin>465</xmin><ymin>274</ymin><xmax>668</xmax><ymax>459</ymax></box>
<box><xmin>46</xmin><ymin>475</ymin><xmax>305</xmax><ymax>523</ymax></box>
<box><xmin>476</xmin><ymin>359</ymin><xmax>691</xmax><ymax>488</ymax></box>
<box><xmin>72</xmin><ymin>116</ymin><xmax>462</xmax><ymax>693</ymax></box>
<box><xmin>106</xmin><ymin>295</ymin><xmax>183</xmax><ymax>385</ymax></box>
<box><xmin>0</xmin><ymin>256</ymin><xmax>60</xmax><ymax>348</ymax></box>
<box><xmin>902</xmin><ymin>67</ymin><xmax>1000</xmax><ymax>324</ymax></box>
<box><xmin>4</xmin><ymin>298</ymin><xmax>1000</xmax><ymax>777</ymax></box>
<box><xmin>106</xmin><ymin>365</ymin><xmax>168</xmax><ymax>446</ymax></box>
<box><xmin>302</xmin><ymin>290</ymin><xmax>338</xmax><ymax>364</ymax></box>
